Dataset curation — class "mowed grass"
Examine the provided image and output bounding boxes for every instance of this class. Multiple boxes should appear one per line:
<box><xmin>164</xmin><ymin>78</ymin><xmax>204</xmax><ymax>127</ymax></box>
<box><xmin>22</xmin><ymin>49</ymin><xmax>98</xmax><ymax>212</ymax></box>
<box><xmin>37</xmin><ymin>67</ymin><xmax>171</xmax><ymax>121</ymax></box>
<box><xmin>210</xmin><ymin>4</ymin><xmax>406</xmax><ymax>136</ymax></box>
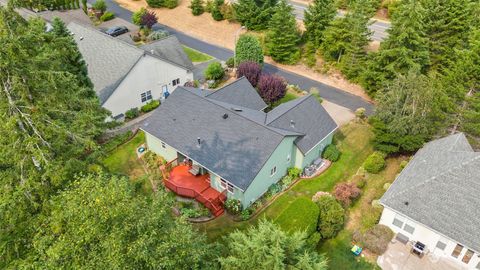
<box><xmin>274</xmin><ymin>197</ymin><xmax>319</xmax><ymax>235</ymax></box>
<box><xmin>103</xmin><ymin>131</ymin><xmax>145</xmax><ymax>178</ymax></box>
<box><xmin>183</xmin><ymin>46</ymin><xmax>213</xmax><ymax>62</ymax></box>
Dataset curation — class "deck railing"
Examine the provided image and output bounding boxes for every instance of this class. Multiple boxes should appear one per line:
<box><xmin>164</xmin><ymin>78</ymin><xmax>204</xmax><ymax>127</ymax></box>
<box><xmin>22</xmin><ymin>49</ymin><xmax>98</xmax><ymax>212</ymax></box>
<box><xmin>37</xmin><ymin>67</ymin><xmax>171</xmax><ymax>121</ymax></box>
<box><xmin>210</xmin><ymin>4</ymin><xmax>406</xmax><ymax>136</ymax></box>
<box><xmin>161</xmin><ymin>158</ymin><xmax>227</xmax><ymax>215</ymax></box>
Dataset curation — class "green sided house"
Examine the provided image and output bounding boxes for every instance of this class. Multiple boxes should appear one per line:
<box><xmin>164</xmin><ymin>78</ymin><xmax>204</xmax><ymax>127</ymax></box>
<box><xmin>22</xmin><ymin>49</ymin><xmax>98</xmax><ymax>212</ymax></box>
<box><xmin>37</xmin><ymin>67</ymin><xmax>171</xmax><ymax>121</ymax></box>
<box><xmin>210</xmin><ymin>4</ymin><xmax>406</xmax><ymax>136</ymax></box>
<box><xmin>141</xmin><ymin>77</ymin><xmax>337</xmax><ymax>216</ymax></box>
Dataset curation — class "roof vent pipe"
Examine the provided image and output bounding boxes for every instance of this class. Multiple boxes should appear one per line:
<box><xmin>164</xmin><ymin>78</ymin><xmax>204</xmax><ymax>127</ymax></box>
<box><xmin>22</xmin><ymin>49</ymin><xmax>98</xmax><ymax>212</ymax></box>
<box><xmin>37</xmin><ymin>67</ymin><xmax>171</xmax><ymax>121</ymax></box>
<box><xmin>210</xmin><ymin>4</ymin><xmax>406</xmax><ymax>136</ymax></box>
<box><xmin>223</xmin><ymin>113</ymin><xmax>229</xmax><ymax>119</ymax></box>
<box><xmin>197</xmin><ymin>137</ymin><xmax>201</xmax><ymax>146</ymax></box>
<box><xmin>290</xmin><ymin>120</ymin><xmax>295</xmax><ymax>128</ymax></box>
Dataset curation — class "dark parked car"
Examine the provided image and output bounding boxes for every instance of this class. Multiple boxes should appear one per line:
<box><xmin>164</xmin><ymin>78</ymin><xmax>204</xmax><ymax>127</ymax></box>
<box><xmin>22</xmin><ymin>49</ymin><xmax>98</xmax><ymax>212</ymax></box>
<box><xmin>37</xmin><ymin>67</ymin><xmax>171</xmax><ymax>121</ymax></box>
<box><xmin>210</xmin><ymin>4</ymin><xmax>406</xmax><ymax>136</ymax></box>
<box><xmin>105</xmin><ymin>26</ymin><xmax>128</xmax><ymax>37</ymax></box>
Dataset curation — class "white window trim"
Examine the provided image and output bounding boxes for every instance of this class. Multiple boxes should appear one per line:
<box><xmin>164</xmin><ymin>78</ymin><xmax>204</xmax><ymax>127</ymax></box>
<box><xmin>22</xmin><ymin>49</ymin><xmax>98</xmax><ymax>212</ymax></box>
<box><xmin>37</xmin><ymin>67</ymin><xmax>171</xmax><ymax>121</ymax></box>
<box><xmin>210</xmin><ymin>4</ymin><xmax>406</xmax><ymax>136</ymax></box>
<box><xmin>141</xmin><ymin>90</ymin><xmax>152</xmax><ymax>103</ymax></box>
<box><xmin>220</xmin><ymin>179</ymin><xmax>227</xmax><ymax>189</ymax></box>
<box><xmin>227</xmin><ymin>183</ymin><xmax>234</xmax><ymax>194</ymax></box>
<box><xmin>161</xmin><ymin>141</ymin><xmax>166</xmax><ymax>149</ymax></box>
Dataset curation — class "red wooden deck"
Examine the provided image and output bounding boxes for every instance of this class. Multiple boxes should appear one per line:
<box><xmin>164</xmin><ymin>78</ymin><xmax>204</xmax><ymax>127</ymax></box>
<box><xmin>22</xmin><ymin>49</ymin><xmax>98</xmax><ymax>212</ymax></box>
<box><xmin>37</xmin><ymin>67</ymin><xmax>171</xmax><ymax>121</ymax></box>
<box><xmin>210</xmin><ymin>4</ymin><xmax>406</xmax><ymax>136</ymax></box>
<box><xmin>164</xmin><ymin>165</ymin><xmax>226</xmax><ymax>217</ymax></box>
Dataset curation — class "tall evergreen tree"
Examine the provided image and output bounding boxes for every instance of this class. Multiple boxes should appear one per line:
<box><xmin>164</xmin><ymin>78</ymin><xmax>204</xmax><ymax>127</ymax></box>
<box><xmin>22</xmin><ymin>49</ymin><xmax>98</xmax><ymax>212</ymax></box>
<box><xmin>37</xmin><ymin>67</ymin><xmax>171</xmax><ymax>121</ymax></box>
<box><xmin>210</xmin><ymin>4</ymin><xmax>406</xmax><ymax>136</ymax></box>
<box><xmin>320</xmin><ymin>0</ymin><xmax>373</xmax><ymax>80</ymax></box>
<box><xmin>233</xmin><ymin>0</ymin><xmax>277</xmax><ymax>30</ymax></box>
<box><xmin>265</xmin><ymin>0</ymin><xmax>300</xmax><ymax>64</ymax></box>
<box><xmin>219</xmin><ymin>220</ymin><xmax>328</xmax><ymax>269</ymax></box>
<box><xmin>362</xmin><ymin>0</ymin><xmax>430</xmax><ymax>94</ymax></box>
<box><xmin>303</xmin><ymin>0</ymin><xmax>336</xmax><ymax>48</ymax></box>
<box><xmin>235</xmin><ymin>34</ymin><xmax>264</xmax><ymax>65</ymax></box>
<box><xmin>0</xmin><ymin>8</ymin><xmax>107</xmax><ymax>266</ymax></box>
<box><xmin>28</xmin><ymin>174</ymin><xmax>213</xmax><ymax>269</ymax></box>
<box><xmin>421</xmin><ymin>0</ymin><xmax>475</xmax><ymax>71</ymax></box>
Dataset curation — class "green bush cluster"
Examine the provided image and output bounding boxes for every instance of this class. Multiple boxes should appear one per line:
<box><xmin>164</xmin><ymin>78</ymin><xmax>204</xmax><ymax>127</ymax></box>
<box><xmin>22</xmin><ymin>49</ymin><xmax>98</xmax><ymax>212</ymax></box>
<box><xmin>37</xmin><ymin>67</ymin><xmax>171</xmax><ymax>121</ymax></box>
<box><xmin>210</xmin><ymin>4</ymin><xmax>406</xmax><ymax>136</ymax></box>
<box><xmin>189</xmin><ymin>0</ymin><xmax>204</xmax><ymax>15</ymax></box>
<box><xmin>287</xmin><ymin>167</ymin><xmax>302</xmax><ymax>178</ymax></box>
<box><xmin>240</xmin><ymin>208</ymin><xmax>253</xmax><ymax>221</ymax></box>
<box><xmin>204</xmin><ymin>61</ymin><xmax>224</xmax><ymax>81</ymax></box>
<box><xmin>316</xmin><ymin>195</ymin><xmax>345</xmax><ymax>239</ymax></box>
<box><xmin>100</xmin><ymin>11</ymin><xmax>115</xmax><ymax>21</ymax></box>
<box><xmin>179</xmin><ymin>202</ymin><xmax>211</xmax><ymax>218</ymax></box>
<box><xmin>235</xmin><ymin>34</ymin><xmax>264</xmax><ymax>65</ymax></box>
<box><xmin>92</xmin><ymin>0</ymin><xmax>107</xmax><ymax>12</ymax></box>
<box><xmin>147</xmin><ymin>30</ymin><xmax>169</xmax><ymax>41</ymax></box>
<box><xmin>226</xmin><ymin>57</ymin><xmax>235</xmax><ymax>68</ymax></box>
<box><xmin>125</xmin><ymin>108</ymin><xmax>139</xmax><ymax>119</ymax></box>
<box><xmin>363</xmin><ymin>151</ymin><xmax>386</xmax><ymax>174</ymax></box>
<box><xmin>141</xmin><ymin>100</ymin><xmax>160</xmax><ymax>113</ymax></box>
<box><xmin>132</xmin><ymin>7</ymin><xmax>147</xmax><ymax>25</ymax></box>
<box><xmin>225</xmin><ymin>199</ymin><xmax>242</xmax><ymax>215</ymax></box>
<box><xmin>322</xmin><ymin>144</ymin><xmax>341</xmax><ymax>162</ymax></box>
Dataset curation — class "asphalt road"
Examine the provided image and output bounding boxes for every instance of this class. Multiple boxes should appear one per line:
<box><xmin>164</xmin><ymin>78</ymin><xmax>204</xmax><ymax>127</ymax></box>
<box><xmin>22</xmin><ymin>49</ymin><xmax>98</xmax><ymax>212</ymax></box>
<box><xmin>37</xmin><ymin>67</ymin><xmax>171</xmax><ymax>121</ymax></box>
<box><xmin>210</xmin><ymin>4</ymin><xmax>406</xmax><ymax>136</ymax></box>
<box><xmin>89</xmin><ymin>0</ymin><xmax>374</xmax><ymax>114</ymax></box>
<box><xmin>289</xmin><ymin>1</ymin><xmax>390</xmax><ymax>41</ymax></box>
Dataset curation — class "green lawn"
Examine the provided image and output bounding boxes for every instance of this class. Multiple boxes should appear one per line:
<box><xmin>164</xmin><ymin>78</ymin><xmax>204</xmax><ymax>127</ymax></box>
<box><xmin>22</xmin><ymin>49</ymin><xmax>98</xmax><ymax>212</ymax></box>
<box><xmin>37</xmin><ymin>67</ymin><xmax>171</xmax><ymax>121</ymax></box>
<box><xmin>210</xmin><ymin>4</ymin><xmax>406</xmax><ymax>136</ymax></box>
<box><xmin>102</xmin><ymin>131</ymin><xmax>155</xmax><ymax>194</ymax></box>
<box><xmin>183</xmin><ymin>46</ymin><xmax>213</xmax><ymax>62</ymax></box>
<box><xmin>274</xmin><ymin>197</ymin><xmax>319</xmax><ymax>235</ymax></box>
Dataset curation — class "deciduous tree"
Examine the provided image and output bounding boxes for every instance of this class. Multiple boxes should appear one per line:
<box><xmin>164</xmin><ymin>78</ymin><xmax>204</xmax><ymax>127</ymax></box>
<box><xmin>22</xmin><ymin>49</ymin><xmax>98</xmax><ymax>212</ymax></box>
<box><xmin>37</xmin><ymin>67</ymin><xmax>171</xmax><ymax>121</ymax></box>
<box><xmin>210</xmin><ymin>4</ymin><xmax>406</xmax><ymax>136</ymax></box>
<box><xmin>236</xmin><ymin>61</ymin><xmax>262</xmax><ymax>87</ymax></box>
<box><xmin>257</xmin><ymin>74</ymin><xmax>287</xmax><ymax>104</ymax></box>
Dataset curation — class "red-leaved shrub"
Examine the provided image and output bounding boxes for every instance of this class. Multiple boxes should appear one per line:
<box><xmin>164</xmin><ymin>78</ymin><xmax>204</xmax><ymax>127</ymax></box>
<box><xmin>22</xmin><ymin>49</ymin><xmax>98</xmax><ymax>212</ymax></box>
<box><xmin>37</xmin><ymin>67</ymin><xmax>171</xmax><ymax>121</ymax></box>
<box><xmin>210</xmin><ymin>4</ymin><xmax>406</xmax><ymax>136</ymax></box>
<box><xmin>257</xmin><ymin>74</ymin><xmax>286</xmax><ymax>104</ymax></box>
<box><xmin>236</xmin><ymin>61</ymin><xmax>262</xmax><ymax>87</ymax></box>
<box><xmin>334</xmin><ymin>182</ymin><xmax>361</xmax><ymax>206</ymax></box>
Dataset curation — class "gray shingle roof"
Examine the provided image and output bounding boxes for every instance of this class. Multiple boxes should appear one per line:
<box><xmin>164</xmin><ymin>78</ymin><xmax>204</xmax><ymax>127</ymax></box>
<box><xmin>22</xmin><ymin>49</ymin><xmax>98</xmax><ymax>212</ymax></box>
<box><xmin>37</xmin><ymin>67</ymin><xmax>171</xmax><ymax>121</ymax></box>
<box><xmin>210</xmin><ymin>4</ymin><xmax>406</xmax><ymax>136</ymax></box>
<box><xmin>206</xmin><ymin>77</ymin><xmax>268</xmax><ymax>111</ymax></box>
<box><xmin>67</xmin><ymin>22</ymin><xmax>144</xmax><ymax>104</ymax></box>
<box><xmin>142</xmin><ymin>87</ymin><xmax>285</xmax><ymax>191</ymax></box>
<box><xmin>266</xmin><ymin>95</ymin><xmax>338</xmax><ymax>154</ymax></box>
<box><xmin>141</xmin><ymin>35</ymin><xmax>194</xmax><ymax>71</ymax></box>
<box><xmin>381</xmin><ymin>133</ymin><xmax>480</xmax><ymax>253</ymax></box>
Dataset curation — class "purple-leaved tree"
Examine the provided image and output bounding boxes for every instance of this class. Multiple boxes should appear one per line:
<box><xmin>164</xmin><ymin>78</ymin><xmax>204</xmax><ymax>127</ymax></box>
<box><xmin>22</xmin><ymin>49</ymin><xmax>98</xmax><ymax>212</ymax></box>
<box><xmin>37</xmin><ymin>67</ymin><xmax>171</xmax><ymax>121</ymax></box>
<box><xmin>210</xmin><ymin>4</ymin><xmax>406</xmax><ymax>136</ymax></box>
<box><xmin>141</xmin><ymin>11</ymin><xmax>158</xmax><ymax>29</ymax></box>
<box><xmin>236</xmin><ymin>61</ymin><xmax>262</xmax><ymax>87</ymax></box>
<box><xmin>257</xmin><ymin>74</ymin><xmax>287</xmax><ymax>104</ymax></box>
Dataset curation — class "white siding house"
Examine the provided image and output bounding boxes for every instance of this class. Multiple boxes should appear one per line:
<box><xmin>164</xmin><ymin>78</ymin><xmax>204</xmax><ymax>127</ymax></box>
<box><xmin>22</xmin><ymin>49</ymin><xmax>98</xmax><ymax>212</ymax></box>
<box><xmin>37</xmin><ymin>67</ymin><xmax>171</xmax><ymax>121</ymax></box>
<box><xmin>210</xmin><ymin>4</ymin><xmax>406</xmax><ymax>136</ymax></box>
<box><xmin>67</xmin><ymin>22</ymin><xmax>194</xmax><ymax>119</ymax></box>
<box><xmin>379</xmin><ymin>133</ymin><xmax>480</xmax><ymax>270</ymax></box>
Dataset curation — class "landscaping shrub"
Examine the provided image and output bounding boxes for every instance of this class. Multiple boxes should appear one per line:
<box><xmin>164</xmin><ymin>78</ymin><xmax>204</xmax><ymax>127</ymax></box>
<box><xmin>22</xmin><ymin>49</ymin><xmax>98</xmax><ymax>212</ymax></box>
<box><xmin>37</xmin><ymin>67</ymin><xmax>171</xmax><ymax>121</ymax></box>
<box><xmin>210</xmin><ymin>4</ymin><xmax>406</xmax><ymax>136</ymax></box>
<box><xmin>306</xmin><ymin>232</ymin><xmax>321</xmax><ymax>248</ymax></box>
<box><xmin>226</xmin><ymin>57</ymin><xmax>235</xmax><ymax>68</ymax></box>
<box><xmin>189</xmin><ymin>0</ymin><xmax>204</xmax><ymax>15</ymax></box>
<box><xmin>322</xmin><ymin>144</ymin><xmax>341</xmax><ymax>162</ymax></box>
<box><xmin>333</xmin><ymin>182</ymin><xmax>361</xmax><ymax>206</ymax></box>
<box><xmin>92</xmin><ymin>0</ymin><xmax>107</xmax><ymax>12</ymax></box>
<box><xmin>100</xmin><ymin>11</ymin><xmax>115</xmax><ymax>21</ymax></box>
<box><xmin>311</xmin><ymin>191</ymin><xmax>330</xmax><ymax>202</ymax></box>
<box><xmin>141</xmin><ymin>11</ymin><xmax>158</xmax><ymax>29</ymax></box>
<box><xmin>204</xmin><ymin>61</ymin><xmax>224</xmax><ymax>80</ymax></box>
<box><xmin>235</xmin><ymin>34</ymin><xmax>264</xmax><ymax>65</ymax></box>
<box><xmin>267</xmin><ymin>183</ymin><xmax>282</xmax><ymax>196</ymax></box>
<box><xmin>355</xmin><ymin>107</ymin><xmax>366</xmax><ymax>120</ymax></box>
<box><xmin>354</xmin><ymin>225</ymin><xmax>394</xmax><ymax>255</ymax></box>
<box><xmin>316</xmin><ymin>195</ymin><xmax>345</xmax><ymax>239</ymax></box>
<box><xmin>225</xmin><ymin>199</ymin><xmax>242</xmax><ymax>215</ymax></box>
<box><xmin>279</xmin><ymin>175</ymin><xmax>293</xmax><ymax>190</ymax></box>
<box><xmin>141</xmin><ymin>100</ymin><xmax>160</xmax><ymax>113</ymax></box>
<box><xmin>211</xmin><ymin>0</ymin><xmax>224</xmax><ymax>20</ymax></box>
<box><xmin>146</xmin><ymin>0</ymin><xmax>164</xmax><ymax>8</ymax></box>
<box><xmin>275</xmin><ymin>197</ymin><xmax>319</xmax><ymax>236</ymax></box>
<box><xmin>220</xmin><ymin>3</ymin><xmax>235</xmax><ymax>21</ymax></box>
<box><xmin>364</xmin><ymin>151</ymin><xmax>386</xmax><ymax>174</ymax></box>
<box><xmin>125</xmin><ymin>108</ymin><xmax>139</xmax><ymax>119</ymax></box>
<box><xmin>236</xmin><ymin>61</ymin><xmax>261</xmax><ymax>87</ymax></box>
<box><xmin>184</xmin><ymin>80</ymin><xmax>200</xmax><ymax>87</ymax></box>
<box><xmin>287</xmin><ymin>167</ymin><xmax>301</xmax><ymax>178</ymax></box>
<box><xmin>132</xmin><ymin>7</ymin><xmax>147</xmax><ymax>25</ymax></box>
<box><xmin>164</xmin><ymin>0</ymin><xmax>179</xmax><ymax>8</ymax></box>
<box><xmin>257</xmin><ymin>74</ymin><xmax>287</xmax><ymax>104</ymax></box>
<box><xmin>205</xmin><ymin>0</ymin><xmax>213</xmax><ymax>12</ymax></box>
<box><xmin>240</xmin><ymin>208</ymin><xmax>253</xmax><ymax>221</ymax></box>
<box><xmin>147</xmin><ymin>30</ymin><xmax>169</xmax><ymax>41</ymax></box>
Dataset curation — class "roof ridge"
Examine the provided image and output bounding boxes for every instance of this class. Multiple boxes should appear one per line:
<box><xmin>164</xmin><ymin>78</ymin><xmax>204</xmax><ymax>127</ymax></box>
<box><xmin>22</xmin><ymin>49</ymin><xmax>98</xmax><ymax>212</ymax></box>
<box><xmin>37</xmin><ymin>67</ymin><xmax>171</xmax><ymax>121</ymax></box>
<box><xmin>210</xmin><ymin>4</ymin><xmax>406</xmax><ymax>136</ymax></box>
<box><xmin>388</xmin><ymin>154</ymin><xmax>480</xmax><ymax>200</ymax></box>
<box><xmin>177</xmin><ymin>86</ymin><xmax>289</xmax><ymax>137</ymax></box>
<box><xmin>205</xmin><ymin>76</ymin><xmax>247</xmax><ymax>97</ymax></box>
<box><xmin>266</xmin><ymin>94</ymin><xmax>312</xmax><ymax>124</ymax></box>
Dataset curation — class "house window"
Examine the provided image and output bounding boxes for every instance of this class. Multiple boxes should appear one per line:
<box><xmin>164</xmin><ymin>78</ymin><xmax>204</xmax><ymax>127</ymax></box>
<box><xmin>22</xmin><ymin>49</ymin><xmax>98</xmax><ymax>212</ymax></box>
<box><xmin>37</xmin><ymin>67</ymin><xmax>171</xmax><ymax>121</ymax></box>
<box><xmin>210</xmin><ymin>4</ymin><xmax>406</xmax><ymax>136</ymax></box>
<box><xmin>392</xmin><ymin>217</ymin><xmax>404</xmax><ymax>229</ymax></box>
<box><xmin>452</xmin><ymin>244</ymin><xmax>464</xmax><ymax>258</ymax></box>
<box><xmin>287</xmin><ymin>154</ymin><xmax>291</xmax><ymax>162</ymax></box>
<box><xmin>435</xmin><ymin>241</ymin><xmax>447</xmax><ymax>251</ymax></box>
<box><xmin>227</xmin><ymin>183</ymin><xmax>234</xmax><ymax>194</ymax></box>
<box><xmin>161</xmin><ymin>142</ymin><xmax>166</xmax><ymax>149</ymax></box>
<box><xmin>141</xmin><ymin>90</ymin><xmax>152</xmax><ymax>103</ymax></box>
<box><xmin>403</xmin><ymin>223</ymin><xmax>415</xmax><ymax>234</ymax></box>
<box><xmin>220</xmin><ymin>179</ymin><xmax>227</xmax><ymax>189</ymax></box>
<box><xmin>270</xmin><ymin>166</ymin><xmax>277</xmax><ymax>176</ymax></box>
<box><xmin>172</xmin><ymin>78</ymin><xmax>180</xmax><ymax>86</ymax></box>
<box><xmin>462</xmin><ymin>249</ymin><xmax>474</xmax><ymax>264</ymax></box>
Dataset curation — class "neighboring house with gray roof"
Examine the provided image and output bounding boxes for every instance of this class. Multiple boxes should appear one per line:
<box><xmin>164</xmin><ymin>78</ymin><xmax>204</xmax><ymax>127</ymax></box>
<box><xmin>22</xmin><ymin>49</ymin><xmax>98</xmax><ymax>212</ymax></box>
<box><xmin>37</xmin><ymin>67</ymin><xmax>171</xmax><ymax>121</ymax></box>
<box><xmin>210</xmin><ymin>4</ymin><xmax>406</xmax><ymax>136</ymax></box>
<box><xmin>67</xmin><ymin>22</ymin><xmax>194</xmax><ymax>119</ymax></box>
<box><xmin>379</xmin><ymin>133</ymin><xmax>480</xmax><ymax>269</ymax></box>
<box><xmin>141</xmin><ymin>79</ymin><xmax>337</xmax><ymax>208</ymax></box>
